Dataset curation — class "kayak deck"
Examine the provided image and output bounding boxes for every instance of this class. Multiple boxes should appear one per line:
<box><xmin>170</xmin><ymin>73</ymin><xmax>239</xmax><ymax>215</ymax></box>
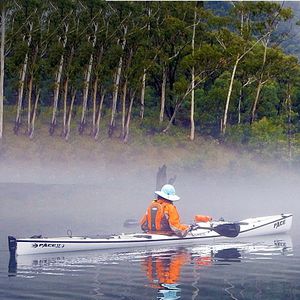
<box><xmin>9</xmin><ymin>213</ymin><xmax>293</xmax><ymax>256</ymax></box>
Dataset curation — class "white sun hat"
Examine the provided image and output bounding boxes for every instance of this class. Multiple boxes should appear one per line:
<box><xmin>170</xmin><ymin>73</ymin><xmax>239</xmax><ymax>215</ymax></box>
<box><xmin>155</xmin><ymin>184</ymin><xmax>180</xmax><ymax>201</ymax></box>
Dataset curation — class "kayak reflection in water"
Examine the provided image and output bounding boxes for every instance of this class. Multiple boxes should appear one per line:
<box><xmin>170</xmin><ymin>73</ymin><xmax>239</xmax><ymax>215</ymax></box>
<box><xmin>140</xmin><ymin>184</ymin><xmax>191</xmax><ymax>237</ymax></box>
<box><xmin>141</xmin><ymin>249</ymin><xmax>213</xmax><ymax>300</ymax></box>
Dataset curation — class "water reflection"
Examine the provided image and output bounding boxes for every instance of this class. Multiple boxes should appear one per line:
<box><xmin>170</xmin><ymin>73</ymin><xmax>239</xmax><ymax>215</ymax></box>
<box><xmin>141</xmin><ymin>247</ymin><xmax>242</xmax><ymax>299</ymax></box>
<box><xmin>7</xmin><ymin>235</ymin><xmax>293</xmax><ymax>299</ymax></box>
<box><xmin>142</xmin><ymin>249</ymin><xmax>189</xmax><ymax>299</ymax></box>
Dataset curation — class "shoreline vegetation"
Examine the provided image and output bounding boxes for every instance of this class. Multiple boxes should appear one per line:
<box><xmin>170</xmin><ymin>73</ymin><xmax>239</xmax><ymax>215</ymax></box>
<box><xmin>0</xmin><ymin>107</ymin><xmax>295</xmax><ymax>178</ymax></box>
<box><xmin>0</xmin><ymin>1</ymin><xmax>300</xmax><ymax>173</ymax></box>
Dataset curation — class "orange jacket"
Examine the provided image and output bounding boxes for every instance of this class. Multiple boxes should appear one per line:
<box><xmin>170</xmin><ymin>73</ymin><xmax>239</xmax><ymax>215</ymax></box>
<box><xmin>140</xmin><ymin>199</ymin><xmax>189</xmax><ymax>237</ymax></box>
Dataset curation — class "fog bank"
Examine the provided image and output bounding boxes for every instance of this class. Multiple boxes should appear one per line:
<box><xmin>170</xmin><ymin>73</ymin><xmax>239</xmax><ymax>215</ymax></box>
<box><xmin>0</xmin><ymin>160</ymin><xmax>299</xmax><ymax>243</ymax></box>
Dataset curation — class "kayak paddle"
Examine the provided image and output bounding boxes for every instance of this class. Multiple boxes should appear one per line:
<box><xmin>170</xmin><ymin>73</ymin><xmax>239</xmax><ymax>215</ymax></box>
<box><xmin>124</xmin><ymin>219</ymin><xmax>241</xmax><ymax>237</ymax></box>
<box><xmin>190</xmin><ymin>223</ymin><xmax>240</xmax><ymax>238</ymax></box>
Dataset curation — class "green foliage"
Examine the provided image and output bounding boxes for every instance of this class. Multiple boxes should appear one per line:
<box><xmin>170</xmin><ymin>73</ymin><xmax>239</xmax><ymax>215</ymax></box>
<box><xmin>224</xmin><ymin>117</ymin><xmax>290</xmax><ymax>160</ymax></box>
<box><xmin>249</xmin><ymin>117</ymin><xmax>286</xmax><ymax>155</ymax></box>
<box><xmin>256</xmin><ymin>82</ymin><xmax>280</xmax><ymax>119</ymax></box>
<box><xmin>225</xmin><ymin>124</ymin><xmax>251</xmax><ymax>145</ymax></box>
<box><xmin>1</xmin><ymin>0</ymin><xmax>300</xmax><ymax>165</ymax></box>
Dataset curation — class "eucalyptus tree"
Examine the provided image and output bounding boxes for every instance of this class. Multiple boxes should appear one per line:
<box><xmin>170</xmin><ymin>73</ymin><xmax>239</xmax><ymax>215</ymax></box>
<box><xmin>26</xmin><ymin>0</ymin><xmax>49</xmax><ymax>138</ymax></box>
<box><xmin>118</xmin><ymin>3</ymin><xmax>152</xmax><ymax>139</ymax></box>
<box><xmin>147</xmin><ymin>1</ymin><xmax>192</xmax><ymax>125</ymax></box>
<box><xmin>104</xmin><ymin>1</ymin><xmax>152</xmax><ymax>138</ymax></box>
<box><xmin>106</xmin><ymin>1</ymin><xmax>134</xmax><ymax>138</ymax></box>
<box><xmin>77</xmin><ymin>0</ymin><xmax>105</xmax><ymax>135</ymax></box>
<box><xmin>138</xmin><ymin>1</ymin><xmax>156</xmax><ymax>121</ymax></box>
<box><xmin>247</xmin><ymin>45</ymin><xmax>289</xmax><ymax>124</ymax></box>
<box><xmin>162</xmin><ymin>42</ymin><xmax>224</xmax><ymax>134</ymax></box>
<box><xmin>0</xmin><ymin>1</ymin><xmax>8</xmax><ymax>138</ymax></box>
<box><xmin>91</xmin><ymin>35</ymin><xmax>113</xmax><ymax>140</ymax></box>
<box><xmin>90</xmin><ymin>8</ymin><xmax>112</xmax><ymax>140</ymax></box>
<box><xmin>247</xmin><ymin>1</ymin><xmax>293</xmax><ymax>124</ymax></box>
<box><xmin>234</xmin><ymin>59</ymin><xmax>256</xmax><ymax>125</ymax></box>
<box><xmin>121</xmin><ymin>29</ymin><xmax>148</xmax><ymax>143</ymax></box>
<box><xmin>190</xmin><ymin>3</ymin><xmax>197</xmax><ymax>141</ymax></box>
<box><xmin>276</xmin><ymin>54</ymin><xmax>300</xmax><ymax>118</ymax></box>
<box><xmin>215</xmin><ymin>30</ymin><xmax>255</xmax><ymax>135</ymax></box>
<box><xmin>272</xmin><ymin>54</ymin><xmax>300</xmax><ymax>162</ymax></box>
<box><xmin>61</xmin><ymin>2</ymin><xmax>83</xmax><ymax>140</ymax></box>
<box><xmin>155</xmin><ymin>0</ymin><xmax>224</xmax><ymax>134</ymax></box>
<box><xmin>121</xmin><ymin>44</ymin><xmax>152</xmax><ymax>143</ymax></box>
<box><xmin>47</xmin><ymin>0</ymin><xmax>75</xmax><ymax>135</ymax></box>
<box><xmin>213</xmin><ymin>3</ymin><xmax>254</xmax><ymax>134</ymax></box>
<box><xmin>188</xmin><ymin>1</ymin><xmax>214</xmax><ymax>140</ymax></box>
<box><xmin>216</xmin><ymin>1</ymin><xmax>294</xmax><ymax>135</ymax></box>
<box><xmin>8</xmin><ymin>0</ymin><xmax>39</xmax><ymax>134</ymax></box>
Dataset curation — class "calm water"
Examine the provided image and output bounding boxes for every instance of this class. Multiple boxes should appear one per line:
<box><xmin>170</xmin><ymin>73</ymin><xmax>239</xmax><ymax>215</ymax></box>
<box><xmin>0</xmin><ymin>182</ymin><xmax>299</xmax><ymax>299</ymax></box>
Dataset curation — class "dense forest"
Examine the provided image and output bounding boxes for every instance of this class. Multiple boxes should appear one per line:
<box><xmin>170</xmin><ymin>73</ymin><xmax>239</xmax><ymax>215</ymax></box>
<box><xmin>1</xmin><ymin>1</ymin><xmax>300</xmax><ymax>163</ymax></box>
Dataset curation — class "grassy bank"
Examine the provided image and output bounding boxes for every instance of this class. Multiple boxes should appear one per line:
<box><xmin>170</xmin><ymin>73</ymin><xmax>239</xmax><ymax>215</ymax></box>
<box><xmin>0</xmin><ymin>107</ymin><xmax>283</xmax><ymax>178</ymax></box>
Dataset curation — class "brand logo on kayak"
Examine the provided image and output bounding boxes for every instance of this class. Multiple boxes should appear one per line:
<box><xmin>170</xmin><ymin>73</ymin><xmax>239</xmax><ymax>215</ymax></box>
<box><xmin>32</xmin><ymin>243</ymin><xmax>65</xmax><ymax>249</ymax></box>
<box><xmin>190</xmin><ymin>231</ymin><xmax>208</xmax><ymax>237</ymax></box>
<box><xmin>274</xmin><ymin>240</ymin><xmax>286</xmax><ymax>247</ymax></box>
<box><xmin>274</xmin><ymin>219</ymin><xmax>285</xmax><ymax>229</ymax></box>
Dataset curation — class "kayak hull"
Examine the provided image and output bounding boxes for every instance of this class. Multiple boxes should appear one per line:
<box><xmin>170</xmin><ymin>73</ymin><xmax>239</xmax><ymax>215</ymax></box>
<box><xmin>9</xmin><ymin>213</ymin><xmax>293</xmax><ymax>256</ymax></box>
<box><xmin>10</xmin><ymin>234</ymin><xmax>292</xmax><ymax>275</ymax></box>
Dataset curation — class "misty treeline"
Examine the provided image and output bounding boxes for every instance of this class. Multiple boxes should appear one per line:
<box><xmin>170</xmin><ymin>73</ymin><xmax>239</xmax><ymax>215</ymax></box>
<box><xmin>0</xmin><ymin>1</ymin><xmax>300</xmax><ymax>153</ymax></box>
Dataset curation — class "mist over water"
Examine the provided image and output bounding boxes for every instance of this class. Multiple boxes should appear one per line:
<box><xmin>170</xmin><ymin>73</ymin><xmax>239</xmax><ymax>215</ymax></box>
<box><xmin>0</xmin><ymin>160</ymin><xmax>299</xmax><ymax>299</ymax></box>
<box><xmin>0</xmin><ymin>160</ymin><xmax>299</xmax><ymax>241</ymax></box>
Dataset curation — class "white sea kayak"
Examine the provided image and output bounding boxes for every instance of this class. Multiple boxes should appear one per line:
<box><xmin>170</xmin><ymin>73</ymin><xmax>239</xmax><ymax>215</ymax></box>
<box><xmin>9</xmin><ymin>234</ymin><xmax>292</xmax><ymax>277</ymax></box>
<box><xmin>8</xmin><ymin>213</ymin><xmax>293</xmax><ymax>256</ymax></box>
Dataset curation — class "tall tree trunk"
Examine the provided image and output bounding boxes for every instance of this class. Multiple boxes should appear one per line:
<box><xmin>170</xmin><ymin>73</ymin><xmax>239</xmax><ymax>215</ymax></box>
<box><xmin>221</xmin><ymin>55</ymin><xmax>240</xmax><ymax>135</ymax></box>
<box><xmin>163</xmin><ymin>102</ymin><xmax>181</xmax><ymax>133</ymax></box>
<box><xmin>15</xmin><ymin>23</ymin><xmax>33</xmax><ymax>134</ymax></box>
<box><xmin>121</xmin><ymin>79</ymin><xmax>128</xmax><ymax>139</ymax></box>
<box><xmin>0</xmin><ymin>7</ymin><xmax>5</xmax><ymax>138</ymax></box>
<box><xmin>50</xmin><ymin>55</ymin><xmax>64</xmax><ymax>135</ymax></box>
<box><xmin>108</xmin><ymin>25</ymin><xmax>127</xmax><ymax>137</ymax></box>
<box><xmin>91</xmin><ymin>76</ymin><xmax>98</xmax><ymax>134</ymax></box>
<box><xmin>123</xmin><ymin>90</ymin><xmax>136</xmax><ymax>143</ymax></box>
<box><xmin>65</xmin><ymin>88</ymin><xmax>76</xmax><ymax>141</ymax></box>
<box><xmin>190</xmin><ymin>7</ymin><xmax>197</xmax><ymax>141</ymax></box>
<box><xmin>286</xmin><ymin>83</ymin><xmax>292</xmax><ymax>163</ymax></box>
<box><xmin>92</xmin><ymin>45</ymin><xmax>103</xmax><ymax>133</ymax></box>
<box><xmin>238</xmin><ymin>87</ymin><xmax>242</xmax><ymax>124</ymax></box>
<box><xmin>27</xmin><ymin>44</ymin><xmax>38</xmax><ymax>134</ymax></box>
<box><xmin>120</xmin><ymin>48</ymin><xmax>133</xmax><ymax>139</ymax></box>
<box><xmin>62</xmin><ymin>77</ymin><xmax>69</xmax><ymax>136</ymax></box>
<box><xmin>94</xmin><ymin>91</ymin><xmax>105</xmax><ymax>140</ymax></box>
<box><xmin>159</xmin><ymin>63</ymin><xmax>167</xmax><ymax>124</ymax></box>
<box><xmin>250</xmin><ymin>39</ymin><xmax>269</xmax><ymax>124</ymax></box>
<box><xmin>62</xmin><ymin>45</ymin><xmax>74</xmax><ymax>137</ymax></box>
<box><xmin>237</xmin><ymin>78</ymin><xmax>255</xmax><ymax>124</ymax></box>
<box><xmin>250</xmin><ymin>81</ymin><xmax>263</xmax><ymax>124</ymax></box>
<box><xmin>27</xmin><ymin>74</ymin><xmax>33</xmax><ymax>133</ymax></box>
<box><xmin>190</xmin><ymin>67</ymin><xmax>195</xmax><ymax>140</ymax></box>
<box><xmin>50</xmin><ymin>23</ymin><xmax>68</xmax><ymax>135</ymax></box>
<box><xmin>216</xmin><ymin>23</ymin><xmax>267</xmax><ymax>134</ymax></box>
<box><xmin>29</xmin><ymin>88</ymin><xmax>40</xmax><ymax>139</ymax></box>
<box><xmin>163</xmin><ymin>74</ymin><xmax>210</xmax><ymax>133</ymax></box>
<box><xmin>15</xmin><ymin>57</ymin><xmax>27</xmax><ymax>133</ymax></box>
<box><xmin>80</xmin><ymin>55</ymin><xmax>95</xmax><ymax>132</ymax></box>
<box><xmin>79</xmin><ymin>24</ymin><xmax>97</xmax><ymax>134</ymax></box>
<box><xmin>140</xmin><ymin>68</ymin><xmax>146</xmax><ymax>120</ymax></box>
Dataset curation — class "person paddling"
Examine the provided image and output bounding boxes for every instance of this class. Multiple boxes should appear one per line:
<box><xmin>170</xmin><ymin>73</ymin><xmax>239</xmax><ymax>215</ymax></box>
<box><xmin>140</xmin><ymin>184</ymin><xmax>190</xmax><ymax>237</ymax></box>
